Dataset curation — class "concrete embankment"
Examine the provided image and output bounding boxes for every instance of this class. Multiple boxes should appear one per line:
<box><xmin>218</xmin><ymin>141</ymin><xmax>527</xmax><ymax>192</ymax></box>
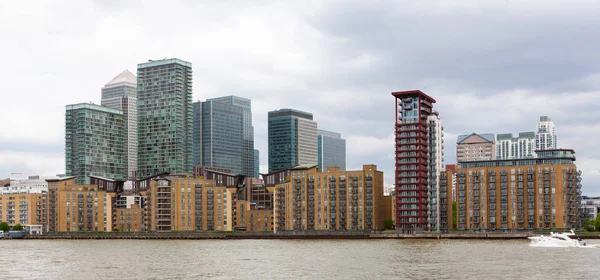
<box><xmin>19</xmin><ymin>233</ymin><xmax>600</xmax><ymax>240</ymax></box>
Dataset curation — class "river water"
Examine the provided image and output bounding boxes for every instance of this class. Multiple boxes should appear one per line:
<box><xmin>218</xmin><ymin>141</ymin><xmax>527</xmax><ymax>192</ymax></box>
<box><xmin>0</xmin><ymin>239</ymin><xmax>597</xmax><ymax>279</ymax></box>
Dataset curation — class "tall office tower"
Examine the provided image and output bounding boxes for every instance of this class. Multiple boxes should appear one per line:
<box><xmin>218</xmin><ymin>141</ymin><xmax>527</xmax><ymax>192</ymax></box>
<box><xmin>392</xmin><ymin>90</ymin><xmax>443</xmax><ymax>233</ymax></box>
<box><xmin>268</xmin><ymin>109</ymin><xmax>318</xmax><ymax>172</ymax></box>
<box><xmin>193</xmin><ymin>96</ymin><xmax>255</xmax><ymax>176</ymax></box>
<box><xmin>496</xmin><ymin>132</ymin><xmax>536</xmax><ymax>160</ymax></box>
<box><xmin>101</xmin><ymin>70</ymin><xmax>138</xmax><ymax>180</ymax></box>
<box><xmin>456</xmin><ymin>133</ymin><xmax>495</xmax><ymax>162</ymax></box>
<box><xmin>65</xmin><ymin>103</ymin><xmax>126</xmax><ymax>184</ymax></box>
<box><xmin>317</xmin><ymin>129</ymin><xmax>347</xmax><ymax>171</ymax></box>
<box><xmin>137</xmin><ymin>58</ymin><xmax>193</xmax><ymax>178</ymax></box>
<box><xmin>193</xmin><ymin>102</ymin><xmax>202</xmax><ymax>166</ymax></box>
<box><xmin>254</xmin><ymin>149</ymin><xmax>260</xmax><ymax>178</ymax></box>
<box><xmin>536</xmin><ymin>116</ymin><xmax>557</xmax><ymax>151</ymax></box>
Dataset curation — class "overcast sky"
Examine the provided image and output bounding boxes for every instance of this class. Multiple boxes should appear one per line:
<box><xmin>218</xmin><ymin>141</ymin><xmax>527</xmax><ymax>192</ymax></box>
<box><xmin>1</xmin><ymin>0</ymin><xmax>599</xmax><ymax>194</ymax></box>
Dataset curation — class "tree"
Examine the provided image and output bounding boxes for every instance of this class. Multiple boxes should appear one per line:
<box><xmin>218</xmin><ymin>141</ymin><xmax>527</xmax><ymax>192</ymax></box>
<box><xmin>595</xmin><ymin>215</ymin><xmax>600</xmax><ymax>231</ymax></box>
<box><xmin>12</xmin><ymin>224</ymin><xmax>23</xmax><ymax>231</ymax></box>
<box><xmin>383</xmin><ymin>219</ymin><xmax>394</xmax><ymax>230</ymax></box>
<box><xmin>452</xmin><ymin>201</ymin><xmax>458</xmax><ymax>230</ymax></box>
<box><xmin>583</xmin><ymin>218</ymin><xmax>595</xmax><ymax>232</ymax></box>
<box><xmin>0</xmin><ymin>222</ymin><xmax>8</xmax><ymax>232</ymax></box>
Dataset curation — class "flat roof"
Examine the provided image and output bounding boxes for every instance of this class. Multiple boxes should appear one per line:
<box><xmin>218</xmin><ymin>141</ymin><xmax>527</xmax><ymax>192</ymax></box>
<box><xmin>392</xmin><ymin>90</ymin><xmax>436</xmax><ymax>103</ymax></box>
<box><xmin>138</xmin><ymin>58</ymin><xmax>192</xmax><ymax>69</ymax></box>
<box><xmin>66</xmin><ymin>103</ymin><xmax>123</xmax><ymax>115</ymax></box>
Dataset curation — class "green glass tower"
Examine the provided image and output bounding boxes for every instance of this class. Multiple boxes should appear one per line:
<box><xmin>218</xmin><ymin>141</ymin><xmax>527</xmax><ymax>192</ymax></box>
<box><xmin>137</xmin><ymin>58</ymin><xmax>193</xmax><ymax>178</ymax></box>
<box><xmin>65</xmin><ymin>103</ymin><xmax>126</xmax><ymax>184</ymax></box>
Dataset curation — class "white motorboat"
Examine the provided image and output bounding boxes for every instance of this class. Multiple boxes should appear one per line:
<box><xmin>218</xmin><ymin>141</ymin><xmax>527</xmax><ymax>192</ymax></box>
<box><xmin>528</xmin><ymin>230</ymin><xmax>589</xmax><ymax>247</ymax></box>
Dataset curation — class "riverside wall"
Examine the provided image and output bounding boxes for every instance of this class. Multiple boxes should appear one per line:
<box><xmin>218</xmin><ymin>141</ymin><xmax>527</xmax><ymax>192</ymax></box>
<box><xmin>13</xmin><ymin>232</ymin><xmax>600</xmax><ymax>240</ymax></box>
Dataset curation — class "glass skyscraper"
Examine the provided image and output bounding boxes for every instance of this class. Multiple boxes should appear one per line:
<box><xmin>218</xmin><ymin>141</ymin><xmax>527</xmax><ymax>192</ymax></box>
<box><xmin>254</xmin><ymin>149</ymin><xmax>260</xmax><ymax>178</ymax></box>
<box><xmin>65</xmin><ymin>103</ymin><xmax>126</xmax><ymax>184</ymax></box>
<box><xmin>317</xmin><ymin>129</ymin><xmax>346</xmax><ymax>171</ymax></box>
<box><xmin>137</xmin><ymin>58</ymin><xmax>193</xmax><ymax>178</ymax></box>
<box><xmin>268</xmin><ymin>109</ymin><xmax>318</xmax><ymax>172</ymax></box>
<box><xmin>193</xmin><ymin>96</ymin><xmax>255</xmax><ymax>177</ymax></box>
<box><xmin>101</xmin><ymin>70</ymin><xmax>137</xmax><ymax>180</ymax></box>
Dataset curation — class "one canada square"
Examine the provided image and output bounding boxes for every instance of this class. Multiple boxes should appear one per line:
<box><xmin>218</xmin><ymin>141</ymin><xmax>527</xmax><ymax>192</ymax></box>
<box><xmin>101</xmin><ymin>70</ymin><xmax>138</xmax><ymax>179</ymax></box>
<box><xmin>136</xmin><ymin>58</ymin><xmax>193</xmax><ymax>178</ymax></box>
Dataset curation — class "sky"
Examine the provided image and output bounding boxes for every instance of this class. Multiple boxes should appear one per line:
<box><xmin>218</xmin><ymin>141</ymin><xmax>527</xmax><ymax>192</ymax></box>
<box><xmin>1</xmin><ymin>0</ymin><xmax>599</xmax><ymax>195</ymax></box>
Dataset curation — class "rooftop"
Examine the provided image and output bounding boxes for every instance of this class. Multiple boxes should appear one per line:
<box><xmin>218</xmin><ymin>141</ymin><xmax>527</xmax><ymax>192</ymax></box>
<box><xmin>456</xmin><ymin>133</ymin><xmax>495</xmax><ymax>144</ymax></box>
<box><xmin>104</xmin><ymin>70</ymin><xmax>136</xmax><ymax>87</ymax></box>
<box><xmin>138</xmin><ymin>58</ymin><xmax>192</xmax><ymax>69</ymax></box>
<box><xmin>66</xmin><ymin>103</ymin><xmax>123</xmax><ymax>115</ymax></box>
<box><xmin>391</xmin><ymin>90</ymin><xmax>436</xmax><ymax>103</ymax></box>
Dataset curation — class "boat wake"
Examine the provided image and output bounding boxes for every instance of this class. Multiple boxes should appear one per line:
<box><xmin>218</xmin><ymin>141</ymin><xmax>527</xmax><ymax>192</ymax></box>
<box><xmin>528</xmin><ymin>230</ymin><xmax>598</xmax><ymax>248</ymax></box>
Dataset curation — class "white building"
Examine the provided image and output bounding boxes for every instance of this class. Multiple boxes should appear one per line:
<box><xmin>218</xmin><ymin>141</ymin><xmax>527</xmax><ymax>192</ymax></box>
<box><xmin>536</xmin><ymin>116</ymin><xmax>557</xmax><ymax>151</ymax></box>
<box><xmin>428</xmin><ymin>113</ymin><xmax>444</xmax><ymax>232</ymax></box>
<box><xmin>101</xmin><ymin>70</ymin><xmax>138</xmax><ymax>180</ymax></box>
<box><xmin>496</xmin><ymin>132</ymin><xmax>537</xmax><ymax>159</ymax></box>
<box><xmin>1</xmin><ymin>174</ymin><xmax>53</xmax><ymax>194</ymax></box>
<box><xmin>581</xmin><ymin>196</ymin><xmax>600</xmax><ymax>220</ymax></box>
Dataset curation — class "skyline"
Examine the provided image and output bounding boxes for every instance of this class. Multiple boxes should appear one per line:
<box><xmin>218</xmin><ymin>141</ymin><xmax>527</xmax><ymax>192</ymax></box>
<box><xmin>1</xmin><ymin>1</ymin><xmax>600</xmax><ymax>195</ymax></box>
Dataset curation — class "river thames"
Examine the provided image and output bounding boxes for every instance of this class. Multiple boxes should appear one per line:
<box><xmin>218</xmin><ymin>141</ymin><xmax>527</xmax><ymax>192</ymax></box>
<box><xmin>0</xmin><ymin>239</ymin><xmax>597</xmax><ymax>279</ymax></box>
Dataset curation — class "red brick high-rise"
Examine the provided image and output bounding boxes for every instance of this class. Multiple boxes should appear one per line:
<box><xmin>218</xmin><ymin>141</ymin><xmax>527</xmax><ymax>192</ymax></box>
<box><xmin>392</xmin><ymin>90</ymin><xmax>443</xmax><ymax>233</ymax></box>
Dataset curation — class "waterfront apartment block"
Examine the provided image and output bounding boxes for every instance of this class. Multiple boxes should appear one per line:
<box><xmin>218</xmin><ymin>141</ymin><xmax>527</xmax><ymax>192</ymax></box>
<box><xmin>45</xmin><ymin>177</ymin><xmax>110</xmax><ymax>232</ymax></box>
<box><xmin>193</xmin><ymin>96</ymin><xmax>255</xmax><ymax>177</ymax></box>
<box><xmin>449</xmin><ymin>149</ymin><xmax>581</xmax><ymax>231</ymax></box>
<box><xmin>65</xmin><ymin>103</ymin><xmax>126</xmax><ymax>184</ymax></box>
<box><xmin>137</xmin><ymin>58</ymin><xmax>193</xmax><ymax>178</ymax></box>
<box><xmin>0</xmin><ymin>193</ymin><xmax>44</xmax><ymax>226</ymax></box>
<box><xmin>235</xmin><ymin>200</ymin><xmax>273</xmax><ymax>232</ymax></box>
<box><xmin>268</xmin><ymin>109</ymin><xmax>318</xmax><ymax>172</ymax></box>
<box><xmin>144</xmin><ymin>175</ymin><xmax>236</xmax><ymax>232</ymax></box>
<box><xmin>267</xmin><ymin>164</ymin><xmax>384</xmax><ymax>232</ymax></box>
<box><xmin>456</xmin><ymin>133</ymin><xmax>495</xmax><ymax>162</ymax></box>
<box><xmin>101</xmin><ymin>70</ymin><xmax>138</xmax><ymax>179</ymax></box>
<box><xmin>392</xmin><ymin>90</ymin><xmax>444</xmax><ymax>233</ymax></box>
<box><xmin>317</xmin><ymin>129</ymin><xmax>346</xmax><ymax>172</ymax></box>
<box><xmin>112</xmin><ymin>194</ymin><xmax>145</xmax><ymax>232</ymax></box>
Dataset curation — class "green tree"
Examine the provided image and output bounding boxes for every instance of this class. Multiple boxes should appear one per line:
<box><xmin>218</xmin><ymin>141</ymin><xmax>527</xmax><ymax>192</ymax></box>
<box><xmin>583</xmin><ymin>218</ymin><xmax>595</xmax><ymax>232</ymax></box>
<box><xmin>0</xmin><ymin>222</ymin><xmax>8</xmax><ymax>232</ymax></box>
<box><xmin>12</xmin><ymin>224</ymin><xmax>23</xmax><ymax>231</ymax></box>
<box><xmin>452</xmin><ymin>201</ymin><xmax>458</xmax><ymax>230</ymax></box>
<box><xmin>383</xmin><ymin>219</ymin><xmax>394</xmax><ymax>230</ymax></box>
<box><xmin>595</xmin><ymin>215</ymin><xmax>600</xmax><ymax>232</ymax></box>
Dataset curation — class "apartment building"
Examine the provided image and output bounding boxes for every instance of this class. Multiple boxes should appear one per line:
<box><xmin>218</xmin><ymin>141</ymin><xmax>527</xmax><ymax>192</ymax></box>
<box><xmin>112</xmin><ymin>194</ymin><xmax>145</xmax><ymax>232</ymax></box>
<box><xmin>45</xmin><ymin>177</ymin><xmax>110</xmax><ymax>232</ymax></box>
<box><xmin>392</xmin><ymin>90</ymin><xmax>444</xmax><ymax>233</ymax></box>
<box><xmin>143</xmin><ymin>175</ymin><xmax>237</xmax><ymax>232</ymax></box>
<box><xmin>0</xmin><ymin>193</ymin><xmax>44</xmax><ymax>226</ymax></box>
<box><xmin>267</xmin><ymin>164</ymin><xmax>384</xmax><ymax>232</ymax></box>
<box><xmin>456</xmin><ymin>133</ymin><xmax>495</xmax><ymax>162</ymax></box>
<box><xmin>448</xmin><ymin>149</ymin><xmax>581</xmax><ymax>231</ymax></box>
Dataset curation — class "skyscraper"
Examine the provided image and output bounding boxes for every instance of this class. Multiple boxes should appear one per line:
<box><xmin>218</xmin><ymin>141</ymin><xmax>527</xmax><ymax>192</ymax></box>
<box><xmin>193</xmin><ymin>96</ymin><xmax>255</xmax><ymax>176</ymax></box>
<box><xmin>536</xmin><ymin>116</ymin><xmax>556</xmax><ymax>150</ymax></box>
<box><xmin>268</xmin><ymin>109</ymin><xmax>318</xmax><ymax>172</ymax></box>
<box><xmin>101</xmin><ymin>70</ymin><xmax>137</xmax><ymax>179</ymax></box>
<box><xmin>136</xmin><ymin>58</ymin><xmax>193</xmax><ymax>178</ymax></box>
<box><xmin>392</xmin><ymin>90</ymin><xmax>444</xmax><ymax>233</ymax></box>
<box><xmin>317</xmin><ymin>129</ymin><xmax>346</xmax><ymax>171</ymax></box>
<box><xmin>65</xmin><ymin>103</ymin><xmax>126</xmax><ymax>184</ymax></box>
<box><xmin>254</xmin><ymin>149</ymin><xmax>260</xmax><ymax>178</ymax></box>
